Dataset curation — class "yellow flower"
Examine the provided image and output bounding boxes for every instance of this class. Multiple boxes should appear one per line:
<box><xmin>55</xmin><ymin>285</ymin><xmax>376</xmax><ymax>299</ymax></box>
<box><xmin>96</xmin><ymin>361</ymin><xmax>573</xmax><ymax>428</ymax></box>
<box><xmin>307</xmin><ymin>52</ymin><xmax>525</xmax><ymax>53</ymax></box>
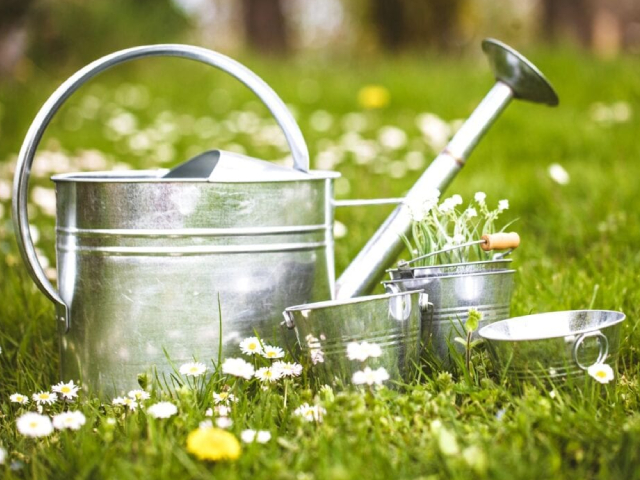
<box><xmin>357</xmin><ymin>85</ymin><xmax>390</xmax><ymax>109</ymax></box>
<box><xmin>186</xmin><ymin>427</ymin><xmax>241</xmax><ymax>461</ymax></box>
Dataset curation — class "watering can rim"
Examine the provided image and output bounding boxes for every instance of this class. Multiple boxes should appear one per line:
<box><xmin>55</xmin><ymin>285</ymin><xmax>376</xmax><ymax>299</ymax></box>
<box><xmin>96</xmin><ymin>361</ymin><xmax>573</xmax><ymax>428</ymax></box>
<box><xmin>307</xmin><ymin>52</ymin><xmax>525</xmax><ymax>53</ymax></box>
<box><xmin>386</xmin><ymin>258</ymin><xmax>513</xmax><ymax>273</ymax></box>
<box><xmin>284</xmin><ymin>289</ymin><xmax>425</xmax><ymax>313</ymax></box>
<box><xmin>50</xmin><ymin>169</ymin><xmax>340</xmax><ymax>184</ymax></box>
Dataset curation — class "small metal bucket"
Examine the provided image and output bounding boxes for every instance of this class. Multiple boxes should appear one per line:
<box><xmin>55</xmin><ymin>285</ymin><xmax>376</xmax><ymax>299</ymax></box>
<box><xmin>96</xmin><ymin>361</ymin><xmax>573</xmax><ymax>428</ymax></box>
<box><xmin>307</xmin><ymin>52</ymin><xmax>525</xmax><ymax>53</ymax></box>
<box><xmin>385</xmin><ymin>260</ymin><xmax>515</xmax><ymax>365</ymax></box>
<box><xmin>282</xmin><ymin>290</ymin><xmax>426</xmax><ymax>387</ymax></box>
<box><xmin>478</xmin><ymin>310</ymin><xmax>625</xmax><ymax>381</ymax></box>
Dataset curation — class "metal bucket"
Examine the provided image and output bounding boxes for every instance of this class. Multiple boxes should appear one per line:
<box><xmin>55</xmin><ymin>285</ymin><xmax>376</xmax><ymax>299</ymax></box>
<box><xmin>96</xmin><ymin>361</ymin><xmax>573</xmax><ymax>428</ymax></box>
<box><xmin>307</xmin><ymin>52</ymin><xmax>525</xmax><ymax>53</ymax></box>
<box><xmin>282</xmin><ymin>290</ymin><xmax>426</xmax><ymax>387</ymax></box>
<box><xmin>479</xmin><ymin>310</ymin><xmax>625</xmax><ymax>381</ymax></box>
<box><xmin>384</xmin><ymin>261</ymin><xmax>515</xmax><ymax>365</ymax></box>
<box><xmin>12</xmin><ymin>45</ymin><xmax>339</xmax><ymax>397</ymax></box>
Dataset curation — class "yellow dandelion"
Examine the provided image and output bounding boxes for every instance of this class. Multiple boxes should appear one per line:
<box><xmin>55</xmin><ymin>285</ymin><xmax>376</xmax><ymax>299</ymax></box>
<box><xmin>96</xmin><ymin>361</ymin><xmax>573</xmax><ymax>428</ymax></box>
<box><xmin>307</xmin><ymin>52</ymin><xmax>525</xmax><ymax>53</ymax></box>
<box><xmin>186</xmin><ymin>427</ymin><xmax>241</xmax><ymax>461</ymax></box>
<box><xmin>358</xmin><ymin>85</ymin><xmax>390</xmax><ymax>110</ymax></box>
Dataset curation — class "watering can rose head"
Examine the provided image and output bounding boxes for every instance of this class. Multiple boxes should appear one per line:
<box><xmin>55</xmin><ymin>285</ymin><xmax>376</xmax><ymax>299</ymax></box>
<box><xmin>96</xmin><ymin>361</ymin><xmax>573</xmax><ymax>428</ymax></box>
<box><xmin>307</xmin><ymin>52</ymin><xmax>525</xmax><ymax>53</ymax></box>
<box><xmin>404</xmin><ymin>192</ymin><xmax>515</xmax><ymax>266</ymax></box>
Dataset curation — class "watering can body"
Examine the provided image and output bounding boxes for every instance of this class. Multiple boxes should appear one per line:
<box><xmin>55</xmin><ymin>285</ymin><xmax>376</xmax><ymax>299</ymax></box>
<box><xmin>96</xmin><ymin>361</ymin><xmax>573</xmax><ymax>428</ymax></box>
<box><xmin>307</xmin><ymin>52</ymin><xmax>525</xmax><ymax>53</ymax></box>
<box><xmin>52</xmin><ymin>162</ymin><xmax>337</xmax><ymax>395</ymax></box>
<box><xmin>13</xmin><ymin>45</ymin><xmax>338</xmax><ymax>396</ymax></box>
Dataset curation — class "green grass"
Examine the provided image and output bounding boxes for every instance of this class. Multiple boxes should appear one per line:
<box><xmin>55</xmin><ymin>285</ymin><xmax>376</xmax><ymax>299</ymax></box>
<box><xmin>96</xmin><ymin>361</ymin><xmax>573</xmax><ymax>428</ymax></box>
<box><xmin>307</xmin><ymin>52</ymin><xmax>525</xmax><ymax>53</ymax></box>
<box><xmin>1</xmin><ymin>46</ymin><xmax>640</xmax><ymax>479</ymax></box>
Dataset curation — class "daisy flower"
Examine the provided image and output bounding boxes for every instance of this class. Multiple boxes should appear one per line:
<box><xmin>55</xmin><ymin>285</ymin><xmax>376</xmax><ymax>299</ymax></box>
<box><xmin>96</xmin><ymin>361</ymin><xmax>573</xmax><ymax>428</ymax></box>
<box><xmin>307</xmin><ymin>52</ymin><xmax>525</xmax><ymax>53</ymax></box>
<box><xmin>261</xmin><ymin>345</ymin><xmax>285</xmax><ymax>360</ymax></box>
<box><xmin>352</xmin><ymin>367</ymin><xmax>390</xmax><ymax>386</ymax></box>
<box><xmin>147</xmin><ymin>401</ymin><xmax>178</xmax><ymax>419</ymax></box>
<box><xmin>52</xmin><ymin>411</ymin><xmax>86</xmax><ymax>431</ymax></box>
<box><xmin>212</xmin><ymin>391</ymin><xmax>236</xmax><ymax>405</ymax></box>
<box><xmin>215</xmin><ymin>405</ymin><xmax>231</xmax><ymax>417</ymax></box>
<box><xmin>588</xmin><ymin>363</ymin><xmax>614</xmax><ymax>384</ymax></box>
<box><xmin>273</xmin><ymin>361</ymin><xmax>303</xmax><ymax>377</ymax></box>
<box><xmin>221</xmin><ymin>358</ymin><xmax>255</xmax><ymax>380</ymax></box>
<box><xmin>216</xmin><ymin>417</ymin><xmax>233</xmax><ymax>429</ymax></box>
<box><xmin>346</xmin><ymin>341</ymin><xmax>382</xmax><ymax>362</ymax></box>
<box><xmin>498</xmin><ymin>199</ymin><xmax>509</xmax><ymax>212</ymax></box>
<box><xmin>240</xmin><ymin>429</ymin><xmax>271</xmax><ymax>444</ymax></box>
<box><xmin>128</xmin><ymin>389</ymin><xmax>151</xmax><ymax>401</ymax></box>
<box><xmin>255</xmin><ymin>367</ymin><xmax>283</xmax><ymax>383</ymax></box>
<box><xmin>112</xmin><ymin>397</ymin><xmax>138</xmax><ymax>410</ymax></box>
<box><xmin>32</xmin><ymin>391</ymin><xmax>57</xmax><ymax>406</ymax></box>
<box><xmin>52</xmin><ymin>380</ymin><xmax>80</xmax><ymax>400</ymax></box>
<box><xmin>179</xmin><ymin>361</ymin><xmax>207</xmax><ymax>377</ymax></box>
<box><xmin>474</xmin><ymin>191</ymin><xmax>486</xmax><ymax>204</ymax></box>
<box><xmin>205</xmin><ymin>408</ymin><xmax>214</xmax><ymax>417</ymax></box>
<box><xmin>239</xmin><ymin>337</ymin><xmax>263</xmax><ymax>355</ymax></box>
<box><xmin>10</xmin><ymin>393</ymin><xmax>29</xmax><ymax>405</ymax></box>
<box><xmin>293</xmin><ymin>403</ymin><xmax>325</xmax><ymax>423</ymax></box>
<box><xmin>16</xmin><ymin>413</ymin><xmax>53</xmax><ymax>438</ymax></box>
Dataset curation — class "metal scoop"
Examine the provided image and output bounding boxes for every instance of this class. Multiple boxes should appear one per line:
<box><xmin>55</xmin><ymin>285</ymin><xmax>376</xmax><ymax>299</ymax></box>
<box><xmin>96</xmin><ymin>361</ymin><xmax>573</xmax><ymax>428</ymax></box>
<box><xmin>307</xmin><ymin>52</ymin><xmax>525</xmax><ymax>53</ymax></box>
<box><xmin>336</xmin><ymin>39</ymin><xmax>558</xmax><ymax>299</ymax></box>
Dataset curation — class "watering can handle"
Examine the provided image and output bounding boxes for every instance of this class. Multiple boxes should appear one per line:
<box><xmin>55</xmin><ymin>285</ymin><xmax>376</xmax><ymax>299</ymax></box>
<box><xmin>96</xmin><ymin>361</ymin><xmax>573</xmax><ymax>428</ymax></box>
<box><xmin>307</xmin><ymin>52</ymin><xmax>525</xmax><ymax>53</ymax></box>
<box><xmin>12</xmin><ymin>44</ymin><xmax>310</xmax><ymax>328</ymax></box>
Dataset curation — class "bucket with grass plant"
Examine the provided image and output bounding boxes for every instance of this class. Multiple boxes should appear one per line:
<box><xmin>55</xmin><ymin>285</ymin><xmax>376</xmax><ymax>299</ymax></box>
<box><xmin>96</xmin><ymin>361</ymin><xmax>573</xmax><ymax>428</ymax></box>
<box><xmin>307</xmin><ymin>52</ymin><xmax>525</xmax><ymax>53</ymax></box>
<box><xmin>384</xmin><ymin>190</ymin><xmax>519</xmax><ymax>367</ymax></box>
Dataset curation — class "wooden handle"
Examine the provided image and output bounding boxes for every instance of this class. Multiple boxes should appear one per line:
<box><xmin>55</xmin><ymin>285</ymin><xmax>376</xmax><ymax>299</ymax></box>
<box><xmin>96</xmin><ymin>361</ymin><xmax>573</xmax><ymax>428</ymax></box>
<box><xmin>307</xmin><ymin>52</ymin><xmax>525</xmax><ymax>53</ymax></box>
<box><xmin>481</xmin><ymin>232</ymin><xmax>520</xmax><ymax>251</ymax></box>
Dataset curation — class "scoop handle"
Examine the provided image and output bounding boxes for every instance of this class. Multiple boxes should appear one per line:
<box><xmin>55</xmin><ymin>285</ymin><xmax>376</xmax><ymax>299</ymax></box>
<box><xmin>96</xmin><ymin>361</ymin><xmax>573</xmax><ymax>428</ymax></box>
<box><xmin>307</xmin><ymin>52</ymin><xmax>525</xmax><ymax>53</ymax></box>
<box><xmin>480</xmin><ymin>232</ymin><xmax>520</xmax><ymax>251</ymax></box>
<box><xmin>12</xmin><ymin>44</ymin><xmax>310</xmax><ymax>331</ymax></box>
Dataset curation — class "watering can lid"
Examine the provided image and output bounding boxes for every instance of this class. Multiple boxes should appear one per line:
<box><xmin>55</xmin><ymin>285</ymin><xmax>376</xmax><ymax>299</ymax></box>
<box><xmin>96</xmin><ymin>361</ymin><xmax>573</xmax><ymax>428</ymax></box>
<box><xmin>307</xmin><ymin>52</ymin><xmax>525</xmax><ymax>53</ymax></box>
<box><xmin>52</xmin><ymin>150</ymin><xmax>339</xmax><ymax>183</ymax></box>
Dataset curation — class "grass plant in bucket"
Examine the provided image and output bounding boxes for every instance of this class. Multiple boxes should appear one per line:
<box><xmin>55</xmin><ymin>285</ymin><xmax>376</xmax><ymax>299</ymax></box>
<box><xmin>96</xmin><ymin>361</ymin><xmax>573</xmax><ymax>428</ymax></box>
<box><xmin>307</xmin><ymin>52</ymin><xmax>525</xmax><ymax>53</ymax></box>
<box><xmin>386</xmin><ymin>191</ymin><xmax>518</xmax><ymax>367</ymax></box>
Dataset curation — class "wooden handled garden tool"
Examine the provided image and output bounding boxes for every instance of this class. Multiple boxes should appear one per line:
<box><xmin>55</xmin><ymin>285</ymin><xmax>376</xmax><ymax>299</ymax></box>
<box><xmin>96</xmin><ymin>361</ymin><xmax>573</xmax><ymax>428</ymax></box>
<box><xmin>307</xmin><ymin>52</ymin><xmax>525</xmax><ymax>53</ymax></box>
<box><xmin>396</xmin><ymin>232</ymin><xmax>521</xmax><ymax>269</ymax></box>
<box><xmin>335</xmin><ymin>38</ymin><xmax>558</xmax><ymax>299</ymax></box>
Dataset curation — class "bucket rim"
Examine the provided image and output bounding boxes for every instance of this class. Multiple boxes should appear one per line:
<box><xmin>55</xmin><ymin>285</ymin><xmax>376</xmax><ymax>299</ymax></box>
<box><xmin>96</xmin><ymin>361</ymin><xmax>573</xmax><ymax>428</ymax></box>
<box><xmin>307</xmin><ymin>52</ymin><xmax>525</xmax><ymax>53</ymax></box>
<box><xmin>478</xmin><ymin>309</ymin><xmax>626</xmax><ymax>342</ymax></box>
<box><xmin>51</xmin><ymin>169</ymin><xmax>340</xmax><ymax>183</ymax></box>
<box><xmin>383</xmin><ymin>268</ymin><xmax>516</xmax><ymax>284</ymax></box>
<box><xmin>386</xmin><ymin>258</ymin><xmax>513</xmax><ymax>274</ymax></box>
<box><xmin>284</xmin><ymin>289</ymin><xmax>424</xmax><ymax>313</ymax></box>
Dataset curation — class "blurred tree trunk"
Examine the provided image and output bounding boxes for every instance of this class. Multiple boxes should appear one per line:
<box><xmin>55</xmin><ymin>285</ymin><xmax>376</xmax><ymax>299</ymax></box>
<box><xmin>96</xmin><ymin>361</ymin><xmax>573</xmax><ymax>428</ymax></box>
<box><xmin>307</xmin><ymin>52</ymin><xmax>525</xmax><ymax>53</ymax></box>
<box><xmin>242</xmin><ymin>0</ymin><xmax>289</xmax><ymax>55</ymax></box>
<box><xmin>0</xmin><ymin>0</ymin><xmax>34</xmax><ymax>78</ymax></box>
<box><xmin>541</xmin><ymin>0</ymin><xmax>593</xmax><ymax>47</ymax></box>
<box><xmin>371</xmin><ymin>0</ymin><xmax>462</xmax><ymax>52</ymax></box>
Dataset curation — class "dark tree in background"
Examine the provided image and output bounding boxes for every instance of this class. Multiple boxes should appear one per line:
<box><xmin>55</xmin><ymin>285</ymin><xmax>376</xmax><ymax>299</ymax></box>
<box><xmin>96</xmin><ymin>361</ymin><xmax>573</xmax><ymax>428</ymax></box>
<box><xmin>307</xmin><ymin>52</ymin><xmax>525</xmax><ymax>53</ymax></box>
<box><xmin>0</xmin><ymin>0</ymin><xmax>35</xmax><ymax>76</ymax></box>
<box><xmin>371</xmin><ymin>0</ymin><xmax>463</xmax><ymax>52</ymax></box>
<box><xmin>242</xmin><ymin>0</ymin><xmax>289</xmax><ymax>55</ymax></box>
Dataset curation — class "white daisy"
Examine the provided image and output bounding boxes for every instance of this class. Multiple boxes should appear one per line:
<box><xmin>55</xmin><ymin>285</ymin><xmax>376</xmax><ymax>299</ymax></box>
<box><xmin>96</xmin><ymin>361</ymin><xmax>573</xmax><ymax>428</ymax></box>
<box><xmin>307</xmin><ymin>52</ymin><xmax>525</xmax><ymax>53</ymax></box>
<box><xmin>548</xmin><ymin>163</ymin><xmax>570</xmax><ymax>185</ymax></box>
<box><xmin>346</xmin><ymin>341</ymin><xmax>382</xmax><ymax>362</ymax></box>
<box><xmin>273</xmin><ymin>361</ymin><xmax>303</xmax><ymax>377</ymax></box>
<box><xmin>474</xmin><ymin>192</ymin><xmax>486</xmax><ymax>204</ymax></box>
<box><xmin>147</xmin><ymin>401</ymin><xmax>178</xmax><ymax>419</ymax></box>
<box><xmin>255</xmin><ymin>367</ymin><xmax>283</xmax><ymax>383</ymax></box>
<box><xmin>212</xmin><ymin>391</ymin><xmax>236</xmax><ymax>404</ymax></box>
<box><xmin>112</xmin><ymin>396</ymin><xmax>126</xmax><ymax>406</ymax></box>
<box><xmin>293</xmin><ymin>403</ymin><xmax>325</xmax><ymax>423</ymax></box>
<box><xmin>498</xmin><ymin>199</ymin><xmax>509</xmax><ymax>212</ymax></box>
<box><xmin>215</xmin><ymin>405</ymin><xmax>231</xmax><ymax>417</ymax></box>
<box><xmin>52</xmin><ymin>380</ymin><xmax>80</xmax><ymax>400</ymax></box>
<box><xmin>352</xmin><ymin>367</ymin><xmax>390</xmax><ymax>386</ymax></box>
<box><xmin>466</xmin><ymin>207</ymin><xmax>478</xmax><ymax>218</ymax></box>
<box><xmin>179</xmin><ymin>361</ymin><xmax>207</xmax><ymax>377</ymax></box>
<box><xmin>199</xmin><ymin>420</ymin><xmax>213</xmax><ymax>429</ymax></box>
<box><xmin>261</xmin><ymin>345</ymin><xmax>285</xmax><ymax>360</ymax></box>
<box><xmin>241</xmin><ymin>429</ymin><xmax>271</xmax><ymax>444</ymax></box>
<box><xmin>52</xmin><ymin>411</ymin><xmax>86</xmax><ymax>431</ymax></box>
<box><xmin>16</xmin><ymin>413</ymin><xmax>54</xmax><ymax>437</ymax></box>
<box><xmin>221</xmin><ymin>358</ymin><xmax>255</xmax><ymax>380</ymax></box>
<box><xmin>121</xmin><ymin>398</ymin><xmax>138</xmax><ymax>411</ymax></box>
<box><xmin>32</xmin><ymin>391</ymin><xmax>58</xmax><ymax>406</ymax></box>
<box><xmin>128</xmin><ymin>389</ymin><xmax>151</xmax><ymax>401</ymax></box>
<box><xmin>451</xmin><ymin>194</ymin><xmax>463</xmax><ymax>206</ymax></box>
<box><xmin>216</xmin><ymin>417</ymin><xmax>233</xmax><ymax>429</ymax></box>
<box><xmin>588</xmin><ymin>363</ymin><xmax>614</xmax><ymax>384</ymax></box>
<box><xmin>205</xmin><ymin>408</ymin><xmax>213</xmax><ymax>417</ymax></box>
<box><xmin>10</xmin><ymin>393</ymin><xmax>29</xmax><ymax>405</ymax></box>
<box><xmin>310</xmin><ymin>349</ymin><xmax>325</xmax><ymax>365</ymax></box>
<box><xmin>239</xmin><ymin>337</ymin><xmax>264</xmax><ymax>355</ymax></box>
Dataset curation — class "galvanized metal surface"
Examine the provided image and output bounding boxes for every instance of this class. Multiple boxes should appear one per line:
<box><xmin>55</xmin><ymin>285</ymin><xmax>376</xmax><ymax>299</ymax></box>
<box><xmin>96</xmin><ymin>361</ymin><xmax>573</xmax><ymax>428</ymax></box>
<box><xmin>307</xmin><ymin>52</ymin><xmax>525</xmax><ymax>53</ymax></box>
<box><xmin>283</xmin><ymin>291</ymin><xmax>426</xmax><ymax>387</ymax></box>
<box><xmin>478</xmin><ymin>310</ymin><xmax>625</xmax><ymax>380</ymax></box>
<box><xmin>12</xmin><ymin>44</ymin><xmax>336</xmax><ymax>397</ymax></box>
<box><xmin>388</xmin><ymin>259</ymin><xmax>513</xmax><ymax>280</ymax></box>
<box><xmin>384</xmin><ymin>266</ymin><xmax>515</xmax><ymax>365</ymax></box>
<box><xmin>335</xmin><ymin>39</ymin><xmax>559</xmax><ymax>300</ymax></box>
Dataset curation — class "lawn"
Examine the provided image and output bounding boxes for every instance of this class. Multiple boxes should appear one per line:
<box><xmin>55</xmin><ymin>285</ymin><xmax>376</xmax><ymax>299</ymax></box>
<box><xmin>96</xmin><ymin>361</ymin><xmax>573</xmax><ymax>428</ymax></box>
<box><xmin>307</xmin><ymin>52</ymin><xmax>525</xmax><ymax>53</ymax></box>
<box><xmin>0</xmin><ymin>46</ymin><xmax>640</xmax><ymax>479</ymax></box>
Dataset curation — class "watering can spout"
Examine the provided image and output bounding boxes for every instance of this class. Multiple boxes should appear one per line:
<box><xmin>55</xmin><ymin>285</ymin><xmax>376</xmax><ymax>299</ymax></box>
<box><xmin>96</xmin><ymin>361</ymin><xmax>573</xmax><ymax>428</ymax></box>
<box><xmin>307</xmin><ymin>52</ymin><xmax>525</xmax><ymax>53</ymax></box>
<box><xmin>335</xmin><ymin>38</ymin><xmax>559</xmax><ymax>300</ymax></box>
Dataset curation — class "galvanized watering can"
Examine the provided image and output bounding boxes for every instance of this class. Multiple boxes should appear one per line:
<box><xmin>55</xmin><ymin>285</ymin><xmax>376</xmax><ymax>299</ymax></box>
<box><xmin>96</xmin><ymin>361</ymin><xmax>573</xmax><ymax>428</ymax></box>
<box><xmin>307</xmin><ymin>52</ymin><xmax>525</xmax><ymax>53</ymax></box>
<box><xmin>13</xmin><ymin>41</ymin><xmax>558</xmax><ymax>395</ymax></box>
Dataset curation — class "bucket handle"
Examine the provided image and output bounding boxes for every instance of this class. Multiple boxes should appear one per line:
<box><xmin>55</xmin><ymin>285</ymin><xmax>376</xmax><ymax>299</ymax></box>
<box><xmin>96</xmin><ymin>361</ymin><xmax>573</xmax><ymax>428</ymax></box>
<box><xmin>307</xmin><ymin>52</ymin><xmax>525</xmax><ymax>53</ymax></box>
<box><xmin>12</xmin><ymin>44</ymin><xmax>310</xmax><ymax>331</ymax></box>
<box><xmin>572</xmin><ymin>331</ymin><xmax>609</xmax><ymax>371</ymax></box>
